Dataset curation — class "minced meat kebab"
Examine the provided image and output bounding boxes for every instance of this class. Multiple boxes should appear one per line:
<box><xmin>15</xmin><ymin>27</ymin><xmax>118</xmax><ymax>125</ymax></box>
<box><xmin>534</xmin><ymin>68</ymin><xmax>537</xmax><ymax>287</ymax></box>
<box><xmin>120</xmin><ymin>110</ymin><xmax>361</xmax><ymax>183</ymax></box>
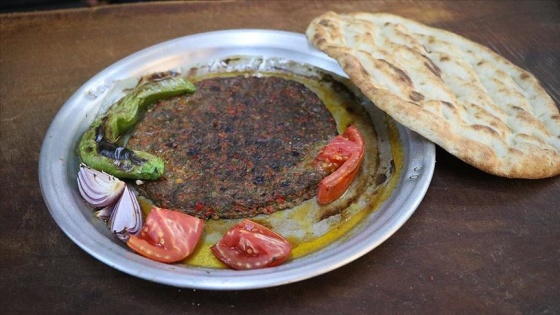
<box><xmin>127</xmin><ymin>76</ymin><xmax>338</xmax><ymax>219</ymax></box>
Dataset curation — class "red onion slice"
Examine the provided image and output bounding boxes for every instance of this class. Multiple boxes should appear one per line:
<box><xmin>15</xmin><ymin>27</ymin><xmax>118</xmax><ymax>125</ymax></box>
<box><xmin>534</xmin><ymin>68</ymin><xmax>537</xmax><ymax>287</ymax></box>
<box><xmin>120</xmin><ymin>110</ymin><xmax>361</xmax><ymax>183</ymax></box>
<box><xmin>109</xmin><ymin>185</ymin><xmax>142</xmax><ymax>242</ymax></box>
<box><xmin>77</xmin><ymin>164</ymin><xmax>125</xmax><ymax>208</ymax></box>
<box><xmin>94</xmin><ymin>205</ymin><xmax>113</xmax><ymax>221</ymax></box>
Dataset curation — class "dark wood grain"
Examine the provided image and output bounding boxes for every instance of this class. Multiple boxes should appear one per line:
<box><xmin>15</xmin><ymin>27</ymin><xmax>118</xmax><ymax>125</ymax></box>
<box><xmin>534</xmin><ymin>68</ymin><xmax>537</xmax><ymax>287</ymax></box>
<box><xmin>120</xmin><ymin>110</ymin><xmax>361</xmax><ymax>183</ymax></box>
<box><xmin>1</xmin><ymin>1</ymin><xmax>559</xmax><ymax>314</ymax></box>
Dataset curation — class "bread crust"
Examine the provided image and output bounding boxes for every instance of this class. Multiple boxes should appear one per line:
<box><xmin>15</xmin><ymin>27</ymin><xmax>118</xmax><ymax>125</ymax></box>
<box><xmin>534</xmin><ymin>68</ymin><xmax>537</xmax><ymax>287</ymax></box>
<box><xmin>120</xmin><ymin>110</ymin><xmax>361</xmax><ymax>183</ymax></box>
<box><xmin>306</xmin><ymin>12</ymin><xmax>560</xmax><ymax>179</ymax></box>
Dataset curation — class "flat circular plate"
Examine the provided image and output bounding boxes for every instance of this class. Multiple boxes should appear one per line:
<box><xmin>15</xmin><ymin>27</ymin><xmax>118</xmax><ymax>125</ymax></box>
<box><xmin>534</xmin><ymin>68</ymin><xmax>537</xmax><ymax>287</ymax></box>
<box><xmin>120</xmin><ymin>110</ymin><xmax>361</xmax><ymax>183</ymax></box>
<box><xmin>39</xmin><ymin>29</ymin><xmax>435</xmax><ymax>290</ymax></box>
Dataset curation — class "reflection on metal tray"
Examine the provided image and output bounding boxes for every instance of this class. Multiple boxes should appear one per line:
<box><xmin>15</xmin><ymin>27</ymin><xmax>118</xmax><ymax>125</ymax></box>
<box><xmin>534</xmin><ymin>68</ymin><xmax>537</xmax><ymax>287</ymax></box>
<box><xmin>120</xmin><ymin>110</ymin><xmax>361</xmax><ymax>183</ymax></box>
<box><xmin>39</xmin><ymin>29</ymin><xmax>435</xmax><ymax>290</ymax></box>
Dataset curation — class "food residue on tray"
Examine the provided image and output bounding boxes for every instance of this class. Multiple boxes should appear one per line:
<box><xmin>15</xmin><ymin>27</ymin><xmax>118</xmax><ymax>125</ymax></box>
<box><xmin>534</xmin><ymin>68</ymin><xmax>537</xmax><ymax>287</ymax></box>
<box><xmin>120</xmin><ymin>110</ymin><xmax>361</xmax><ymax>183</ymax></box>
<box><xmin>76</xmin><ymin>56</ymin><xmax>403</xmax><ymax>269</ymax></box>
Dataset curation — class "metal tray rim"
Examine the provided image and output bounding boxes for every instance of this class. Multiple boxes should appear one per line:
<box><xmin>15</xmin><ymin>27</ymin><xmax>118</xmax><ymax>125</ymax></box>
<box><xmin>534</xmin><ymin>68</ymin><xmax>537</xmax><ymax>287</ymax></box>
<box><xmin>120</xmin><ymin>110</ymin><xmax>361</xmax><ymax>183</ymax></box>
<box><xmin>38</xmin><ymin>29</ymin><xmax>435</xmax><ymax>290</ymax></box>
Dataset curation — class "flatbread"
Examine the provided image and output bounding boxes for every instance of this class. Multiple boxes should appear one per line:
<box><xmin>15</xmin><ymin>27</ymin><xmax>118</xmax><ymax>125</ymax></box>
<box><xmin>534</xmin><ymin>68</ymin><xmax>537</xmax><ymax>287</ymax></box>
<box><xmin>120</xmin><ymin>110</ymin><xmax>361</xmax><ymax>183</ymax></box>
<box><xmin>306</xmin><ymin>11</ymin><xmax>560</xmax><ymax>179</ymax></box>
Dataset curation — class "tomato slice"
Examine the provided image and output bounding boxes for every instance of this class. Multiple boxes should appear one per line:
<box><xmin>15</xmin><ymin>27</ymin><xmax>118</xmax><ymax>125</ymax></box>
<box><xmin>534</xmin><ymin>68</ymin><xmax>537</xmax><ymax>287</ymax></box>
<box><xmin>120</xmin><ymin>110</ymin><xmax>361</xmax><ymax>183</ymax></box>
<box><xmin>211</xmin><ymin>219</ymin><xmax>292</xmax><ymax>270</ymax></box>
<box><xmin>314</xmin><ymin>125</ymin><xmax>365</xmax><ymax>204</ymax></box>
<box><xmin>127</xmin><ymin>206</ymin><xmax>204</xmax><ymax>263</ymax></box>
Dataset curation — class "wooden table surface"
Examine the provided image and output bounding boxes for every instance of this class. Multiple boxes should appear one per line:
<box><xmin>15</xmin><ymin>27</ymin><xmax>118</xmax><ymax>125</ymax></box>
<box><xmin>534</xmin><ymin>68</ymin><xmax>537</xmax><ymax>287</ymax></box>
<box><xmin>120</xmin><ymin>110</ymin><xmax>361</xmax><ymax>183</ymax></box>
<box><xmin>1</xmin><ymin>1</ymin><xmax>559</xmax><ymax>314</ymax></box>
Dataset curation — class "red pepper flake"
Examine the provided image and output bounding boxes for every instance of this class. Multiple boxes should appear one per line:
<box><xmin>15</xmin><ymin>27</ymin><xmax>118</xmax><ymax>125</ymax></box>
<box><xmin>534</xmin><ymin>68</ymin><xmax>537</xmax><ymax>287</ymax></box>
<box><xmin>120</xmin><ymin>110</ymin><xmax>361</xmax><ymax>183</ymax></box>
<box><xmin>264</xmin><ymin>206</ymin><xmax>274</xmax><ymax>214</ymax></box>
<box><xmin>194</xmin><ymin>202</ymin><xmax>204</xmax><ymax>212</ymax></box>
<box><xmin>226</xmin><ymin>106</ymin><xmax>236</xmax><ymax>115</ymax></box>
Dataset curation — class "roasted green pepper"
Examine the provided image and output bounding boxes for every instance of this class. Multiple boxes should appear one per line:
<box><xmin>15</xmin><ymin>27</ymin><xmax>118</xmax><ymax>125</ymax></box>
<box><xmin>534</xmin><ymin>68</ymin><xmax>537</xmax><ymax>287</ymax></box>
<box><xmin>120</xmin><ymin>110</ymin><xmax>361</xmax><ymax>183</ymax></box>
<box><xmin>78</xmin><ymin>77</ymin><xmax>196</xmax><ymax>180</ymax></box>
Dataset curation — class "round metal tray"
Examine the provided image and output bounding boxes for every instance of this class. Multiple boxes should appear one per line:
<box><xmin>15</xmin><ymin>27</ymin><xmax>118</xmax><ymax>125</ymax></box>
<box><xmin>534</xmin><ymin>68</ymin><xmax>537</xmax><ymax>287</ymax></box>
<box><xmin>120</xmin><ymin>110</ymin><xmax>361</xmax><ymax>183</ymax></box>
<box><xmin>39</xmin><ymin>30</ymin><xmax>435</xmax><ymax>290</ymax></box>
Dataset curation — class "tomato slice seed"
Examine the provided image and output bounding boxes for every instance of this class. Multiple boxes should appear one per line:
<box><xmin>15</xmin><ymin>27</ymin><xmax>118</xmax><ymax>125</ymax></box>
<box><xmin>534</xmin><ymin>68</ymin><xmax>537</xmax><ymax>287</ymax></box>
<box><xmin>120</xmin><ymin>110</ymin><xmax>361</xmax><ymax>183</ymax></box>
<box><xmin>211</xmin><ymin>219</ymin><xmax>292</xmax><ymax>270</ymax></box>
<box><xmin>127</xmin><ymin>207</ymin><xmax>204</xmax><ymax>263</ymax></box>
<box><xmin>314</xmin><ymin>125</ymin><xmax>365</xmax><ymax>204</ymax></box>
